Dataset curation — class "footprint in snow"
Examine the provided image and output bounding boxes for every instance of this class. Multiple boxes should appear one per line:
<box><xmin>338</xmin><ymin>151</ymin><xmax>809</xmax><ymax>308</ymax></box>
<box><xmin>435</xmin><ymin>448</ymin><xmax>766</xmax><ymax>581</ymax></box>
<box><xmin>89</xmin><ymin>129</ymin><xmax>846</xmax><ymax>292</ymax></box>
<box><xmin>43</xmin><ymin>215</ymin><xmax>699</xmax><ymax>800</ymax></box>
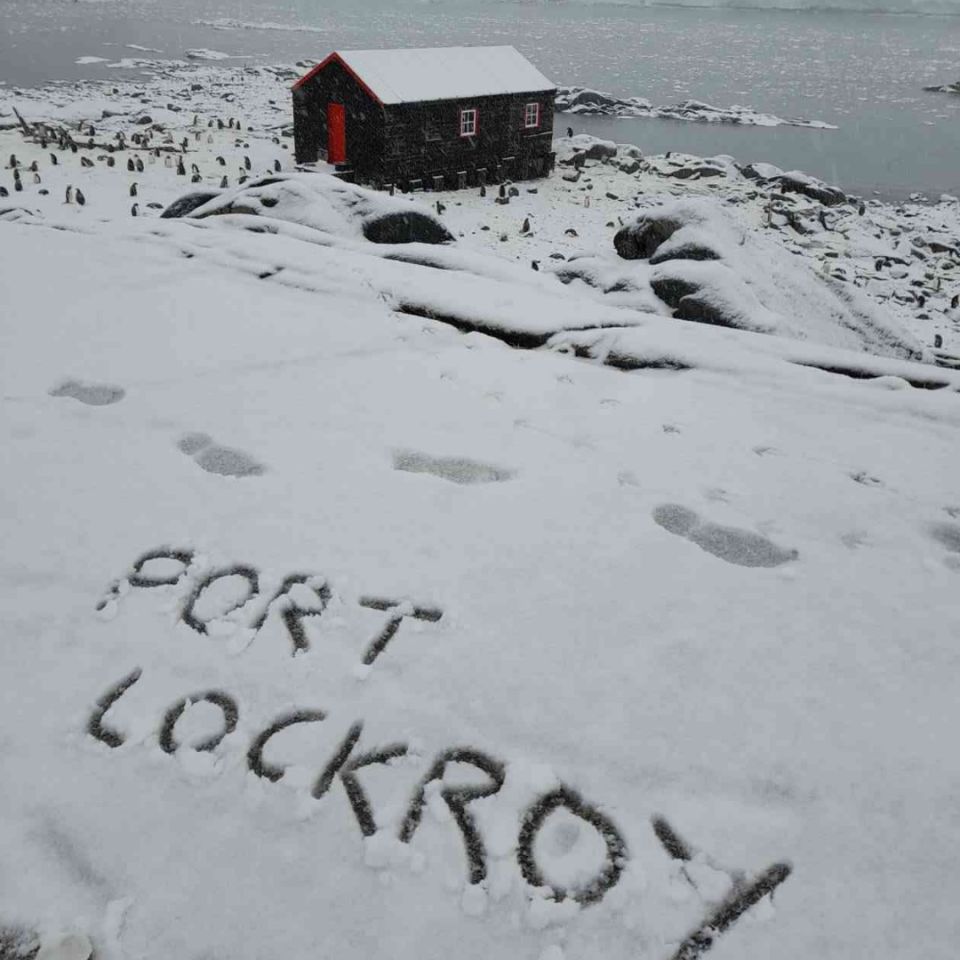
<box><xmin>393</xmin><ymin>450</ymin><xmax>514</xmax><ymax>485</ymax></box>
<box><xmin>929</xmin><ymin>522</ymin><xmax>960</xmax><ymax>569</ymax></box>
<box><xmin>850</xmin><ymin>470</ymin><xmax>883</xmax><ymax>487</ymax></box>
<box><xmin>177</xmin><ymin>432</ymin><xmax>266</xmax><ymax>478</ymax></box>
<box><xmin>653</xmin><ymin>503</ymin><xmax>799</xmax><ymax>568</ymax></box>
<box><xmin>49</xmin><ymin>379</ymin><xmax>125</xmax><ymax>406</ymax></box>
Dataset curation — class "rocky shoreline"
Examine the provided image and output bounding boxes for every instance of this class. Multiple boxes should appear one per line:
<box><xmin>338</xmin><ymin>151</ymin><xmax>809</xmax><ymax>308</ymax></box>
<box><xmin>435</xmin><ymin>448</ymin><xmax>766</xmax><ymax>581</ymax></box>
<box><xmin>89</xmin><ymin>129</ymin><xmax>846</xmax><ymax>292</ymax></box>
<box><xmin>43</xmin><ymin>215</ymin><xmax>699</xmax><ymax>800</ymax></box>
<box><xmin>555</xmin><ymin>85</ymin><xmax>838</xmax><ymax>129</ymax></box>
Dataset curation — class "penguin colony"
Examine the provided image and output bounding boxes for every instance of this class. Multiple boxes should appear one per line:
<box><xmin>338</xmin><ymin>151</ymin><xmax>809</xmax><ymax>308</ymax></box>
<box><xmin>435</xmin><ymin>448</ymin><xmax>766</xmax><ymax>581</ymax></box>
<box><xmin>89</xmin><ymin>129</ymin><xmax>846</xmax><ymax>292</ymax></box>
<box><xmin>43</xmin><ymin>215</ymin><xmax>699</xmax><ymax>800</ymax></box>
<box><xmin>4</xmin><ymin>108</ymin><xmax>286</xmax><ymax>219</ymax></box>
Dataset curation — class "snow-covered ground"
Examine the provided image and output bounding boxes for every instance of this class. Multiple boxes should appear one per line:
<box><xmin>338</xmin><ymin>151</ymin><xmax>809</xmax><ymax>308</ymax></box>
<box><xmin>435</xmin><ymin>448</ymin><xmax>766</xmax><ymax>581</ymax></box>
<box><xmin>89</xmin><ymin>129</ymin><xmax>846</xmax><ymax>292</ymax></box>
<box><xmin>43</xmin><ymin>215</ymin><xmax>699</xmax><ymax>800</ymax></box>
<box><xmin>2</xmin><ymin>61</ymin><xmax>960</xmax><ymax>960</ymax></box>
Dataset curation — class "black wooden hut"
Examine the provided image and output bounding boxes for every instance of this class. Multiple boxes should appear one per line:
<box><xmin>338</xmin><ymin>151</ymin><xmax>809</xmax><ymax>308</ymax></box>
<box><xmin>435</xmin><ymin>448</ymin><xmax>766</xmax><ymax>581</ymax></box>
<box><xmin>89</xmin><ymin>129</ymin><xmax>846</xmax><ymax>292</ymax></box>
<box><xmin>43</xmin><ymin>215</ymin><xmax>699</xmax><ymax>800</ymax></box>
<box><xmin>292</xmin><ymin>46</ymin><xmax>557</xmax><ymax>190</ymax></box>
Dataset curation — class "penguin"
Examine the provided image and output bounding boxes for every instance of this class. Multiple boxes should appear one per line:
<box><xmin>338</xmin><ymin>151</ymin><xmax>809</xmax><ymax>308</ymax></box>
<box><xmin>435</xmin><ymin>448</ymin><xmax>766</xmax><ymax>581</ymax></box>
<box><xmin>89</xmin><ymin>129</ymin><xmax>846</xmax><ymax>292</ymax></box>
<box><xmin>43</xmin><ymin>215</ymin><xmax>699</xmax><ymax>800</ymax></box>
<box><xmin>127</xmin><ymin>157</ymin><xmax>135</xmax><ymax>172</ymax></box>
<box><xmin>217</xmin><ymin>156</ymin><xmax>226</xmax><ymax>166</ymax></box>
<box><xmin>666</xmin><ymin>151</ymin><xmax>672</xmax><ymax>159</ymax></box>
<box><xmin>65</xmin><ymin>185</ymin><xmax>73</xmax><ymax>204</ymax></box>
<box><xmin>14</xmin><ymin>179</ymin><xmax>22</xmax><ymax>193</ymax></box>
<box><xmin>180</xmin><ymin>137</ymin><xmax>188</xmax><ymax>151</ymax></box>
<box><xmin>818</xmin><ymin>209</ymin><xmax>827</xmax><ymax>230</ymax></box>
<box><xmin>107</xmin><ymin>156</ymin><xmax>115</xmax><ymax>168</ymax></box>
<box><xmin>499</xmin><ymin>183</ymin><xmax>506</xmax><ymax>198</ymax></box>
<box><xmin>207</xmin><ymin>134</ymin><xmax>213</xmax><ymax>144</ymax></box>
<box><xmin>935</xmin><ymin>333</ymin><xmax>943</xmax><ymax>348</ymax></box>
<box><xmin>244</xmin><ymin>156</ymin><xmax>251</xmax><ymax>170</ymax></box>
<box><xmin>191</xmin><ymin>163</ymin><xmax>199</xmax><ymax>175</ymax></box>
<box><xmin>918</xmin><ymin>294</ymin><xmax>926</xmax><ymax>308</ymax></box>
<box><xmin>136</xmin><ymin>156</ymin><xmax>144</xmax><ymax>173</ymax></box>
<box><xmin>87</xmin><ymin>138</ymin><xmax>94</xmax><ymax>150</ymax></box>
<box><xmin>220</xmin><ymin>175</ymin><xmax>228</xmax><ymax>189</ymax></box>
<box><xmin>71</xmin><ymin>144</ymin><xmax>78</xmax><ymax>154</ymax></box>
<box><xmin>480</xmin><ymin>185</ymin><xmax>486</xmax><ymax>198</ymax></box>
<box><xmin>33</xmin><ymin>173</ymin><xmax>41</xmax><ymax>184</ymax></box>
<box><xmin>176</xmin><ymin>158</ymin><xmax>186</xmax><ymax>176</ymax></box>
<box><xmin>952</xmin><ymin>294</ymin><xmax>959</xmax><ymax>309</ymax></box>
<box><xmin>129</xmin><ymin>182</ymin><xmax>138</xmax><ymax>197</ymax></box>
<box><xmin>522</xmin><ymin>217</ymin><xmax>530</xmax><ymax>233</ymax></box>
<box><xmin>272</xmin><ymin>137</ymin><xmax>280</xmax><ymax>145</ymax></box>
<box><xmin>584</xmin><ymin>196</ymin><xmax>590</xmax><ymax>208</ymax></box>
<box><xmin>7</xmin><ymin>154</ymin><xmax>17</xmax><ymax>169</ymax></box>
<box><xmin>193</xmin><ymin>114</ymin><xmax>199</xmax><ymax>126</ymax></box>
<box><xmin>436</xmin><ymin>200</ymin><xmax>445</xmax><ymax>215</ymax></box>
<box><xmin>80</xmin><ymin>156</ymin><xmax>94</xmax><ymax>168</ymax></box>
<box><xmin>76</xmin><ymin>188</ymin><xmax>85</xmax><ymax>206</ymax></box>
<box><xmin>154</xmin><ymin>148</ymin><xmax>160</xmax><ymax>159</ymax></box>
<box><xmin>88</xmin><ymin>124</ymin><xmax>96</xmax><ymax>137</ymax></box>
<box><xmin>217</xmin><ymin>118</ymin><xmax>224</xmax><ymax>130</ymax></box>
<box><xmin>875</xmin><ymin>259</ymin><xmax>884</xmax><ymax>272</ymax></box>
<box><xmin>239</xmin><ymin>175</ymin><xmax>248</xmax><ymax>185</ymax></box>
<box><xmin>29</xmin><ymin>160</ymin><xmax>38</xmax><ymax>173</ymax></box>
<box><xmin>208</xmin><ymin>119</ymin><xmax>214</xmax><ymax>128</ymax></box>
<box><xmin>0</xmin><ymin>186</ymin><xmax>7</xmax><ymax>197</ymax></box>
<box><xmin>164</xmin><ymin>155</ymin><xmax>172</xmax><ymax>169</ymax></box>
<box><xmin>194</xmin><ymin>131</ymin><xmax>201</xmax><ymax>142</ymax></box>
<box><xmin>273</xmin><ymin>159</ymin><xmax>281</xmax><ymax>172</ymax></box>
<box><xmin>131</xmin><ymin>203</ymin><xmax>139</xmax><ymax>217</ymax></box>
<box><xmin>858</xmin><ymin>201</ymin><xmax>866</xmax><ymax>215</ymax></box>
<box><xmin>228</xmin><ymin>118</ymin><xmax>234</xmax><ymax>129</ymax></box>
<box><xmin>566</xmin><ymin>127</ymin><xmax>573</xmax><ymax>138</ymax></box>
<box><xmin>191</xmin><ymin>173</ymin><xmax>201</xmax><ymax>183</ymax></box>
<box><xmin>13</xmin><ymin>168</ymin><xmax>20</xmax><ymax>183</ymax></box>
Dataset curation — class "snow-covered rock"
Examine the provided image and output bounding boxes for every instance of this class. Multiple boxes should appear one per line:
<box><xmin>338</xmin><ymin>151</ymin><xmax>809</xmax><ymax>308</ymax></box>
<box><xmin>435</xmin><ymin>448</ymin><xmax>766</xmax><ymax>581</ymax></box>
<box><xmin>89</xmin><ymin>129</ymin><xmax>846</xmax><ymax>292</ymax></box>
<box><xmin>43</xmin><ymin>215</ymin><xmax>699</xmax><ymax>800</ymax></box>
<box><xmin>176</xmin><ymin>173</ymin><xmax>455</xmax><ymax>244</ymax></box>
<box><xmin>610</xmin><ymin>199</ymin><xmax>924</xmax><ymax>358</ymax></box>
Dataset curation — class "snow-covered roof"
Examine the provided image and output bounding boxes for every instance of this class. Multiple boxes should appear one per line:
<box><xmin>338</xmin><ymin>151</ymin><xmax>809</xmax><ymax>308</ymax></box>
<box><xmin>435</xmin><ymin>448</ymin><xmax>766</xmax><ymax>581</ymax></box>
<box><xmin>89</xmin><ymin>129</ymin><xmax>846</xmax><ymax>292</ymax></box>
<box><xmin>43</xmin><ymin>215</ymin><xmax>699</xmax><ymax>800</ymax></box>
<box><xmin>307</xmin><ymin>46</ymin><xmax>556</xmax><ymax>105</ymax></box>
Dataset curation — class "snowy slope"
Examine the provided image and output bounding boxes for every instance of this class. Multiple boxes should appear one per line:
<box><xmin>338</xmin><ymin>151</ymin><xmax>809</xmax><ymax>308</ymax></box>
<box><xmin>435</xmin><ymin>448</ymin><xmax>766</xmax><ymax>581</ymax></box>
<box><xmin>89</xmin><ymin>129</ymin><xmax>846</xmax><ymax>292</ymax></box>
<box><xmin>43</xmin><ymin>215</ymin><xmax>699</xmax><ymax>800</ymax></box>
<box><xmin>3</xmin><ymin>195</ymin><xmax>960</xmax><ymax>960</ymax></box>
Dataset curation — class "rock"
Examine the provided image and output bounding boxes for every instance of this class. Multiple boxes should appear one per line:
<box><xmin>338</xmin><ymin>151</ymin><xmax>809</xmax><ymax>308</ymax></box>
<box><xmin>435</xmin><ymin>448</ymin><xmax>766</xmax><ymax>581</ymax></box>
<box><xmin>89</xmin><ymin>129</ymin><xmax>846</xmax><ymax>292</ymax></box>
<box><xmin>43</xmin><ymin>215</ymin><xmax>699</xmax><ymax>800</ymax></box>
<box><xmin>363</xmin><ymin>212</ymin><xmax>454</xmax><ymax>244</ymax></box>
<box><xmin>508</xmin><ymin>186</ymin><xmax>520</xmax><ymax>197</ymax></box>
<box><xmin>564</xmin><ymin>228</ymin><xmax>579</xmax><ymax>237</ymax></box>
<box><xmin>562</xmin><ymin>171</ymin><xmax>581</xmax><ymax>183</ymax></box>
<box><xmin>772</xmin><ymin>173</ymin><xmax>847</xmax><ymax>207</ymax></box>
<box><xmin>618</xmin><ymin>159</ymin><xmax>641</xmax><ymax>174</ymax></box>
<box><xmin>606</xmin><ymin>192</ymin><xmax>620</xmax><ymax>200</ymax></box>
<box><xmin>135</xmin><ymin>115</ymin><xmax>152</xmax><ymax>125</ymax></box>
<box><xmin>549</xmin><ymin>252</ymin><xmax>566</xmax><ymax>260</ymax></box>
<box><xmin>526</xmin><ymin>187</ymin><xmax>538</xmax><ymax>194</ymax></box>
<box><xmin>650</xmin><ymin>275</ymin><xmax>701</xmax><ymax>308</ymax></box>
<box><xmin>673</xmin><ymin>293</ymin><xmax>740</xmax><ymax>327</ymax></box>
<box><xmin>741</xmin><ymin>161</ymin><xmax>784</xmax><ymax>181</ymax></box>
<box><xmin>670</xmin><ymin>165</ymin><xmax>725</xmax><ymax>180</ymax></box>
<box><xmin>160</xmin><ymin>190</ymin><xmax>222</xmax><ymax>218</ymax></box>
<box><xmin>649</xmin><ymin>242</ymin><xmax>722</xmax><ymax>265</ymax></box>
<box><xmin>614</xmin><ymin>213</ymin><xmax>685</xmax><ymax>260</ymax></box>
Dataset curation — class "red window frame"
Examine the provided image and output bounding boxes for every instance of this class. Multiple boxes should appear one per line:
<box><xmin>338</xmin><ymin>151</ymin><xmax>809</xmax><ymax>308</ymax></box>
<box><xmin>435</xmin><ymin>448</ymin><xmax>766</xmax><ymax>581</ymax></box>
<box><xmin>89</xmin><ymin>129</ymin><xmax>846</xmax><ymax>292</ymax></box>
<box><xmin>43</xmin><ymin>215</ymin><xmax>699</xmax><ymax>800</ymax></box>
<box><xmin>524</xmin><ymin>102</ymin><xmax>540</xmax><ymax>129</ymax></box>
<box><xmin>460</xmin><ymin>108</ymin><xmax>478</xmax><ymax>138</ymax></box>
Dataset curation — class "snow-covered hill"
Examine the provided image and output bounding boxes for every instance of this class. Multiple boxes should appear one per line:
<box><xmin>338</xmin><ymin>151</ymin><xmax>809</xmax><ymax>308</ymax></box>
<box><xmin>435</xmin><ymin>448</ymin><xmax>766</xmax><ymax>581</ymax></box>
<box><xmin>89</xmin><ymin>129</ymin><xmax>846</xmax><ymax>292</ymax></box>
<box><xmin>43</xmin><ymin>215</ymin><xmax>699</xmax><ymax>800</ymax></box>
<box><xmin>2</xmin><ymin>63</ymin><xmax>960</xmax><ymax>960</ymax></box>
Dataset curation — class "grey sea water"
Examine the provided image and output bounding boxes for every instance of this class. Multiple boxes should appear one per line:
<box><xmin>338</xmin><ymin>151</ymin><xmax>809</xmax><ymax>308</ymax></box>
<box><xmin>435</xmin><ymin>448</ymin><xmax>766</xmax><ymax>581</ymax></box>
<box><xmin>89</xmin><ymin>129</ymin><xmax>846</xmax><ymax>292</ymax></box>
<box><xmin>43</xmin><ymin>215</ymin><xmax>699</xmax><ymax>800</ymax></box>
<box><xmin>2</xmin><ymin>0</ymin><xmax>960</xmax><ymax>199</ymax></box>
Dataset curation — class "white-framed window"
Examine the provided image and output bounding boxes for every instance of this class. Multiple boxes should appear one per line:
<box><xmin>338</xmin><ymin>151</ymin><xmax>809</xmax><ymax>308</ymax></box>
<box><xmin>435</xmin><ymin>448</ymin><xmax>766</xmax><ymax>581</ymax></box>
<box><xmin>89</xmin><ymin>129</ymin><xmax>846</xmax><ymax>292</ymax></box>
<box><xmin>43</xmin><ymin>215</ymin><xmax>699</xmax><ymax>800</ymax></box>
<box><xmin>524</xmin><ymin>102</ymin><xmax>540</xmax><ymax>129</ymax></box>
<box><xmin>460</xmin><ymin>108</ymin><xmax>478</xmax><ymax>137</ymax></box>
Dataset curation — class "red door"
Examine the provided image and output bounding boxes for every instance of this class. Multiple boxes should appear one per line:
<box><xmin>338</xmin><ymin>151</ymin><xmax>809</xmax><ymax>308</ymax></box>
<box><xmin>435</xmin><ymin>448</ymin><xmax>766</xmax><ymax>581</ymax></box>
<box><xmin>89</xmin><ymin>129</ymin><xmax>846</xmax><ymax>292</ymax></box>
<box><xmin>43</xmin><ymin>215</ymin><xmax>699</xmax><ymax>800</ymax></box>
<box><xmin>327</xmin><ymin>103</ymin><xmax>346</xmax><ymax>165</ymax></box>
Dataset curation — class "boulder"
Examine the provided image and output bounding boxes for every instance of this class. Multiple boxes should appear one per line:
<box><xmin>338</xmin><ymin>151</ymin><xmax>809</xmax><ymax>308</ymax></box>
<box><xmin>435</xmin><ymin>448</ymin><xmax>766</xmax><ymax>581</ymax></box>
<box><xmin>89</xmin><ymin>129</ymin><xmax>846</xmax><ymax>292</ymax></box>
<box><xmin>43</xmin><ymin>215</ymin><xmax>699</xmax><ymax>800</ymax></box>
<box><xmin>363</xmin><ymin>212</ymin><xmax>454</xmax><ymax>245</ymax></box>
<box><xmin>160</xmin><ymin>190</ymin><xmax>222</xmax><ymax>218</ymax></box>
<box><xmin>614</xmin><ymin>213</ymin><xmax>685</xmax><ymax>260</ymax></box>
